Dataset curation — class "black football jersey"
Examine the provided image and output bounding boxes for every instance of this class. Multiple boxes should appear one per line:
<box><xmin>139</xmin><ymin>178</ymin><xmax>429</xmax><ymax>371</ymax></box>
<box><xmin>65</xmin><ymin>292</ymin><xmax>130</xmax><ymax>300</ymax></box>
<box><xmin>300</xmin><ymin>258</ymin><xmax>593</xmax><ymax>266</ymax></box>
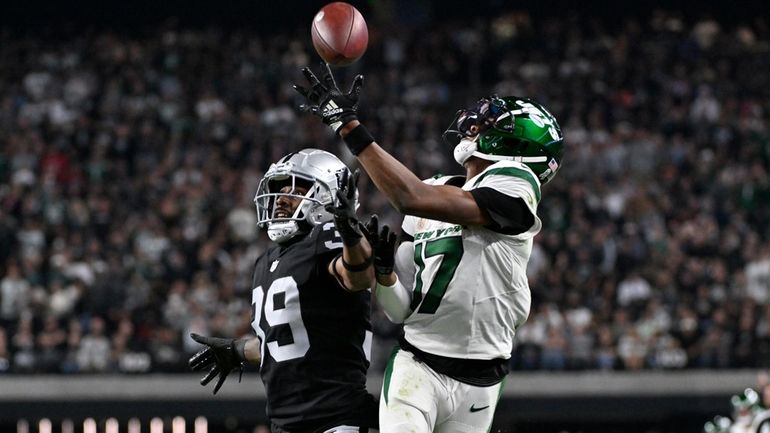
<box><xmin>251</xmin><ymin>222</ymin><xmax>377</xmax><ymax>432</ymax></box>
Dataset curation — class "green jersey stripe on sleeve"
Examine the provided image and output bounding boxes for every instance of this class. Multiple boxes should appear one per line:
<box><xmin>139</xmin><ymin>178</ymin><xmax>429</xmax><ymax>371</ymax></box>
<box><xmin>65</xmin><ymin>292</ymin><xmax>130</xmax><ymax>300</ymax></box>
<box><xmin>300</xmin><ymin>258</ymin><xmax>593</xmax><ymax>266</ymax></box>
<box><xmin>472</xmin><ymin>167</ymin><xmax>541</xmax><ymax>203</ymax></box>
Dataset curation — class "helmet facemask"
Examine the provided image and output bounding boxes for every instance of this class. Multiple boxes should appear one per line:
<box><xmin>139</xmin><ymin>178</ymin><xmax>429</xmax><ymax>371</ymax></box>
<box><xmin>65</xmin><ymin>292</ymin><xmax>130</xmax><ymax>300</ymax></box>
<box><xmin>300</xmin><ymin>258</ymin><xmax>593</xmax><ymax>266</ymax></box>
<box><xmin>254</xmin><ymin>149</ymin><xmax>353</xmax><ymax>244</ymax></box>
<box><xmin>443</xmin><ymin>96</ymin><xmax>508</xmax><ymax>149</ymax></box>
<box><xmin>255</xmin><ymin>167</ymin><xmax>332</xmax><ymax>244</ymax></box>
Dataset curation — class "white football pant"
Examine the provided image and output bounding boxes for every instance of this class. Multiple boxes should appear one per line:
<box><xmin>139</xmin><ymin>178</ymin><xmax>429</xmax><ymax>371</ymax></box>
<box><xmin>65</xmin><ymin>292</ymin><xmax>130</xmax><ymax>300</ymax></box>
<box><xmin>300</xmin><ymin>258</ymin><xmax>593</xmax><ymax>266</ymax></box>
<box><xmin>379</xmin><ymin>348</ymin><xmax>505</xmax><ymax>433</ymax></box>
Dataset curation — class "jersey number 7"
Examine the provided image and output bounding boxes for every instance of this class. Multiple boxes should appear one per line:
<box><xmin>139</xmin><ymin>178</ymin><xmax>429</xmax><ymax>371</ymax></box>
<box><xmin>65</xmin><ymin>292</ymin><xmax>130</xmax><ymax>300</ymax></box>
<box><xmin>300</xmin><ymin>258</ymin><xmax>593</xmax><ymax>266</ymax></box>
<box><xmin>409</xmin><ymin>237</ymin><xmax>463</xmax><ymax>314</ymax></box>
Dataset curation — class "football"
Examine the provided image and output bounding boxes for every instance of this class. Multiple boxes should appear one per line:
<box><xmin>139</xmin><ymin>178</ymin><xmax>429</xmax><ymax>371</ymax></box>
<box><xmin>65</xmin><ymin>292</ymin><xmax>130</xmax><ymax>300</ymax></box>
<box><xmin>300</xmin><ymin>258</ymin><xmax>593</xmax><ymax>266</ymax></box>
<box><xmin>311</xmin><ymin>2</ymin><xmax>368</xmax><ymax>66</ymax></box>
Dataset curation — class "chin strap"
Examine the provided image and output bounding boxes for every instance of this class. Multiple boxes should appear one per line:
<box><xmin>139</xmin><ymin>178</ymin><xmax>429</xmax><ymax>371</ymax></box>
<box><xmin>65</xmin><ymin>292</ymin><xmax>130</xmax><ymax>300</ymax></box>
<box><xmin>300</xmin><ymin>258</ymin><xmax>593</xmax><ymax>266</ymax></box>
<box><xmin>477</xmin><ymin>153</ymin><xmax>549</xmax><ymax>163</ymax></box>
<box><xmin>455</xmin><ymin>140</ymin><xmax>549</xmax><ymax>166</ymax></box>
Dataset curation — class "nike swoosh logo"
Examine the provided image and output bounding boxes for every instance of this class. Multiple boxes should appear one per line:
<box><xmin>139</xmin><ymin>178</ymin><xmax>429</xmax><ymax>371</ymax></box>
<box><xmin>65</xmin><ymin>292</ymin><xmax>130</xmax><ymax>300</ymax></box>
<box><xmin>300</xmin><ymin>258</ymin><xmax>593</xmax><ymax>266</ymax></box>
<box><xmin>470</xmin><ymin>404</ymin><xmax>490</xmax><ymax>413</ymax></box>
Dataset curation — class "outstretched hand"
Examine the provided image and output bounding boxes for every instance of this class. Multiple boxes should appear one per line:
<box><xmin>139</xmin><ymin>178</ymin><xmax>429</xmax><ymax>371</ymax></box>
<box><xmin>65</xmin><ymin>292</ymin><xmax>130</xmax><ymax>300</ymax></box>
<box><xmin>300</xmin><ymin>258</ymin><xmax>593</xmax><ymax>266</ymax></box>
<box><xmin>325</xmin><ymin>169</ymin><xmax>364</xmax><ymax>247</ymax></box>
<box><xmin>188</xmin><ymin>333</ymin><xmax>245</xmax><ymax>395</ymax></box>
<box><xmin>364</xmin><ymin>214</ymin><xmax>397</xmax><ymax>276</ymax></box>
<box><xmin>293</xmin><ymin>62</ymin><xmax>364</xmax><ymax>134</ymax></box>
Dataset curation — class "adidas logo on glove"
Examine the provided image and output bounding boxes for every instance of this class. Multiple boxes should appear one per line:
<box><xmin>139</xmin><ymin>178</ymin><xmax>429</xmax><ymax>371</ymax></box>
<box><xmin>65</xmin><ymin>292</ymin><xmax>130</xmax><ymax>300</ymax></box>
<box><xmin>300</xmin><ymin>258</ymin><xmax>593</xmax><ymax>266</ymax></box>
<box><xmin>322</xmin><ymin>100</ymin><xmax>344</xmax><ymax>116</ymax></box>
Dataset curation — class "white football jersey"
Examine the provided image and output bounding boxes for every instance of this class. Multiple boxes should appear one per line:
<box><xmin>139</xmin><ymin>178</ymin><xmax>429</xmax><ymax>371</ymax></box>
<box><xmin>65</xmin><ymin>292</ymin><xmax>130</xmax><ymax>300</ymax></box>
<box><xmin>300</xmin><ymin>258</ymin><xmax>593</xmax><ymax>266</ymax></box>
<box><xmin>399</xmin><ymin>160</ymin><xmax>542</xmax><ymax>360</ymax></box>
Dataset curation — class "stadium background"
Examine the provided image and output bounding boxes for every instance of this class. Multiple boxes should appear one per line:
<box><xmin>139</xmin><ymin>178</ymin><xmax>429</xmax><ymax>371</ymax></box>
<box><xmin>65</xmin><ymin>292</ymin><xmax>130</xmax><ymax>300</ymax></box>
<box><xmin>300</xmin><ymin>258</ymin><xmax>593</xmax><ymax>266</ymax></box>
<box><xmin>1</xmin><ymin>0</ymin><xmax>769</xmax><ymax>432</ymax></box>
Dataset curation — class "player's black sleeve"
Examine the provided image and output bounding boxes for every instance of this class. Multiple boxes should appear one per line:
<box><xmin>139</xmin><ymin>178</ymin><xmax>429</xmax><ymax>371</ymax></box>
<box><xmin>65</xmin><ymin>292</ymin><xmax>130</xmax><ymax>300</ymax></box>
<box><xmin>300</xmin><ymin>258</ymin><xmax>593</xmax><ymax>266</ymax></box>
<box><xmin>470</xmin><ymin>187</ymin><xmax>534</xmax><ymax>235</ymax></box>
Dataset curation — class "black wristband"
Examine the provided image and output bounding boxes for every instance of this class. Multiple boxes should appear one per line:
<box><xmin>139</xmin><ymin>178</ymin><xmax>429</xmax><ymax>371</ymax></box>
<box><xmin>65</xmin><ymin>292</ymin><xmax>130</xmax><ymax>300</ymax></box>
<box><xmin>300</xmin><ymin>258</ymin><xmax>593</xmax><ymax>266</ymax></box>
<box><xmin>342</xmin><ymin>255</ymin><xmax>374</xmax><ymax>272</ymax></box>
<box><xmin>233</xmin><ymin>339</ymin><xmax>247</xmax><ymax>362</ymax></box>
<box><xmin>342</xmin><ymin>124</ymin><xmax>375</xmax><ymax>155</ymax></box>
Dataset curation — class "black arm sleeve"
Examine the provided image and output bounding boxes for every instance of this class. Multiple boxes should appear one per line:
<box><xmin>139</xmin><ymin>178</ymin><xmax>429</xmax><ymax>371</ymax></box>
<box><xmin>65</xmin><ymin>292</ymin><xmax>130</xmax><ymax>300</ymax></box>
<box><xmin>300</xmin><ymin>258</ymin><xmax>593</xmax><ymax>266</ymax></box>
<box><xmin>470</xmin><ymin>187</ymin><xmax>534</xmax><ymax>235</ymax></box>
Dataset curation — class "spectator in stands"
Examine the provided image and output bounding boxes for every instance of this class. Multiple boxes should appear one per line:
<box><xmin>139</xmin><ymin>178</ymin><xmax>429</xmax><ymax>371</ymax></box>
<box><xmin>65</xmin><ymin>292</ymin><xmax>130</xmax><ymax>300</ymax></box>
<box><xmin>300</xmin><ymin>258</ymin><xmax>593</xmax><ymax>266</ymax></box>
<box><xmin>76</xmin><ymin>316</ymin><xmax>111</xmax><ymax>373</ymax></box>
<box><xmin>60</xmin><ymin>318</ymin><xmax>82</xmax><ymax>373</ymax></box>
<box><xmin>0</xmin><ymin>327</ymin><xmax>10</xmax><ymax>373</ymax></box>
<box><xmin>0</xmin><ymin>261</ymin><xmax>29</xmax><ymax>327</ymax></box>
<box><xmin>37</xmin><ymin>316</ymin><xmax>66</xmax><ymax>373</ymax></box>
<box><xmin>11</xmin><ymin>316</ymin><xmax>36</xmax><ymax>372</ymax></box>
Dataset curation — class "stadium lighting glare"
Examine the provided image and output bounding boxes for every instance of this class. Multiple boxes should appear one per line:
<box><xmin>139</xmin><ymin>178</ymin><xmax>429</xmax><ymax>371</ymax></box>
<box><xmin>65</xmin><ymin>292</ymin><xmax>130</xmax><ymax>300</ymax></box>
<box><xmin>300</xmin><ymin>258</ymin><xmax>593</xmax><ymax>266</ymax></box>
<box><xmin>150</xmin><ymin>417</ymin><xmax>163</xmax><ymax>433</ymax></box>
<box><xmin>62</xmin><ymin>419</ymin><xmax>74</xmax><ymax>433</ymax></box>
<box><xmin>172</xmin><ymin>417</ymin><xmax>185</xmax><ymax>433</ymax></box>
<box><xmin>106</xmin><ymin>417</ymin><xmax>119</xmax><ymax>433</ymax></box>
<box><xmin>194</xmin><ymin>416</ymin><xmax>208</xmax><ymax>433</ymax></box>
<box><xmin>128</xmin><ymin>417</ymin><xmax>141</xmax><ymax>433</ymax></box>
<box><xmin>38</xmin><ymin>419</ymin><xmax>52</xmax><ymax>433</ymax></box>
<box><xmin>16</xmin><ymin>420</ymin><xmax>29</xmax><ymax>433</ymax></box>
<box><xmin>84</xmin><ymin>418</ymin><xmax>97</xmax><ymax>433</ymax></box>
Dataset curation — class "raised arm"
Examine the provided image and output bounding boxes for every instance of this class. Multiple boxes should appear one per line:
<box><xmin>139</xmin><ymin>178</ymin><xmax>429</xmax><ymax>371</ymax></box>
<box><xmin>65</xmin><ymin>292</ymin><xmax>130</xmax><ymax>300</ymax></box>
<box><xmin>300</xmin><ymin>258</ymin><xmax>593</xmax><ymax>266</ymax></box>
<box><xmin>342</xmin><ymin>121</ymin><xmax>489</xmax><ymax>225</ymax></box>
<box><xmin>324</xmin><ymin>169</ymin><xmax>374</xmax><ymax>292</ymax></box>
<box><xmin>293</xmin><ymin>63</ymin><xmax>491</xmax><ymax>226</ymax></box>
<box><xmin>363</xmin><ymin>215</ymin><xmax>413</xmax><ymax>323</ymax></box>
<box><xmin>328</xmin><ymin>231</ymin><xmax>373</xmax><ymax>292</ymax></box>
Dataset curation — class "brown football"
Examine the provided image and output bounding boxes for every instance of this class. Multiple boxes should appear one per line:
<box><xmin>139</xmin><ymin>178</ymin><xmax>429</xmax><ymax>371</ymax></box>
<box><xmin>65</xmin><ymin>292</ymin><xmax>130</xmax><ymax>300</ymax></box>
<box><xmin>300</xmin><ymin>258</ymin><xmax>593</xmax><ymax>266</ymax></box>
<box><xmin>311</xmin><ymin>2</ymin><xmax>368</xmax><ymax>66</ymax></box>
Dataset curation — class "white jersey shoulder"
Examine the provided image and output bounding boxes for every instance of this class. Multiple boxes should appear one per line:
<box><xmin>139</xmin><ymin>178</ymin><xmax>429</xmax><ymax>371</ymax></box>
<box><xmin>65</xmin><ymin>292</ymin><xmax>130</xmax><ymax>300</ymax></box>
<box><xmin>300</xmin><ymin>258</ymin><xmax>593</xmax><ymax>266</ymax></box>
<box><xmin>465</xmin><ymin>160</ymin><xmax>543</xmax><ymax>240</ymax></box>
<box><xmin>399</xmin><ymin>167</ymin><xmax>540</xmax><ymax>360</ymax></box>
<box><xmin>401</xmin><ymin>174</ymin><xmax>464</xmax><ymax>237</ymax></box>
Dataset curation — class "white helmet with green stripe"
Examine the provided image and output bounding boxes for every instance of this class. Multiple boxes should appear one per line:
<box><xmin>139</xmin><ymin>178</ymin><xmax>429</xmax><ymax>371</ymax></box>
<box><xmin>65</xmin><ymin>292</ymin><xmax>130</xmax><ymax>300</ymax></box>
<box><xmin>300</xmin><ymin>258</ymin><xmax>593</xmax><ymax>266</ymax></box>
<box><xmin>443</xmin><ymin>96</ymin><xmax>564</xmax><ymax>184</ymax></box>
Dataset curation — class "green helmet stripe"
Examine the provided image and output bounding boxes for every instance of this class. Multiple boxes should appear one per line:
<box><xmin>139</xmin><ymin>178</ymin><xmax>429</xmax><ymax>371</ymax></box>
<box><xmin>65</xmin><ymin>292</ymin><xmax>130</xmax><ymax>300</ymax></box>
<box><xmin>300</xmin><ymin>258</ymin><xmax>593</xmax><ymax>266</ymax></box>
<box><xmin>473</xmin><ymin>167</ymin><xmax>541</xmax><ymax>203</ymax></box>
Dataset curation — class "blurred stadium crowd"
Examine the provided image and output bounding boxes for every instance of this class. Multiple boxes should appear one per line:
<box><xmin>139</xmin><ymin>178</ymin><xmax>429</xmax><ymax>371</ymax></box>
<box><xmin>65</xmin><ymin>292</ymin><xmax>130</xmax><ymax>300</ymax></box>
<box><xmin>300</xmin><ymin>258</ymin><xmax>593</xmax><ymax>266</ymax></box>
<box><xmin>0</xmin><ymin>10</ymin><xmax>769</xmax><ymax>375</ymax></box>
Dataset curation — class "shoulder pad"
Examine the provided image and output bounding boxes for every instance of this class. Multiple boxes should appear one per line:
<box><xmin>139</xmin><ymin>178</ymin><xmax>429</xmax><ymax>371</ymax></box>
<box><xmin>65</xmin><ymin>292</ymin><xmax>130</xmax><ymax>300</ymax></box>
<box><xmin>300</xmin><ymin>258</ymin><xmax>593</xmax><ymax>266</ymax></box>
<box><xmin>472</xmin><ymin>161</ymin><xmax>541</xmax><ymax>203</ymax></box>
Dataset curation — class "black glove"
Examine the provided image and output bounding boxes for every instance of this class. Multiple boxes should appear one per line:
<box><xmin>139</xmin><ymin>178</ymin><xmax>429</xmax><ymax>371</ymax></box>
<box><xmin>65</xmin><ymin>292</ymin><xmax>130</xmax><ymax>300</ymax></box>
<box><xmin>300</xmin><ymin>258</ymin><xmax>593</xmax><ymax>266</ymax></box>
<box><xmin>325</xmin><ymin>169</ymin><xmax>364</xmax><ymax>247</ymax></box>
<box><xmin>293</xmin><ymin>62</ymin><xmax>364</xmax><ymax>134</ymax></box>
<box><xmin>188</xmin><ymin>333</ymin><xmax>246</xmax><ymax>395</ymax></box>
<box><xmin>365</xmin><ymin>214</ymin><xmax>397</xmax><ymax>276</ymax></box>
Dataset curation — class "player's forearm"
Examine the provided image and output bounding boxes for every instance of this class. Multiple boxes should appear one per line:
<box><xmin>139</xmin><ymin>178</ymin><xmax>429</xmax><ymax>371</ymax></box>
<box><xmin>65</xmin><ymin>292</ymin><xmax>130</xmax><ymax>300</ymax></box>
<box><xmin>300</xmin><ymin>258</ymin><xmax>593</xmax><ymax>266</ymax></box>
<box><xmin>340</xmin><ymin>121</ymin><xmax>428</xmax><ymax>214</ymax></box>
<box><xmin>358</xmin><ymin>145</ymin><xmax>430</xmax><ymax>215</ymax></box>
<box><xmin>343</xmin><ymin>235</ymin><xmax>372</xmax><ymax>266</ymax></box>
<box><xmin>242</xmin><ymin>338</ymin><xmax>261</xmax><ymax>366</ymax></box>
<box><xmin>375</xmin><ymin>243</ymin><xmax>413</xmax><ymax>323</ymax></box>
<box><xmin>340</xmin><ymin>122</ymin><xmax>489</xmax><ymax>225</ymax></box>
<box><xmin>393</xmin><ymin>241</ymin><xmax>416</xmax><ymax>289</ymax></box>
<box><xmin>342</xmin><ymin>238</ymin><xmax>375</xmax><ymax>290</ymax></box>
<box><xmin>374</xmin><ymin>276</ymin><xmax>412</xmax><ymax>323</ymax></box>
<box><xmin>357</xmin><ymin>146</ymin><xmax>488</xmax><ymax>224</ymax></box>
